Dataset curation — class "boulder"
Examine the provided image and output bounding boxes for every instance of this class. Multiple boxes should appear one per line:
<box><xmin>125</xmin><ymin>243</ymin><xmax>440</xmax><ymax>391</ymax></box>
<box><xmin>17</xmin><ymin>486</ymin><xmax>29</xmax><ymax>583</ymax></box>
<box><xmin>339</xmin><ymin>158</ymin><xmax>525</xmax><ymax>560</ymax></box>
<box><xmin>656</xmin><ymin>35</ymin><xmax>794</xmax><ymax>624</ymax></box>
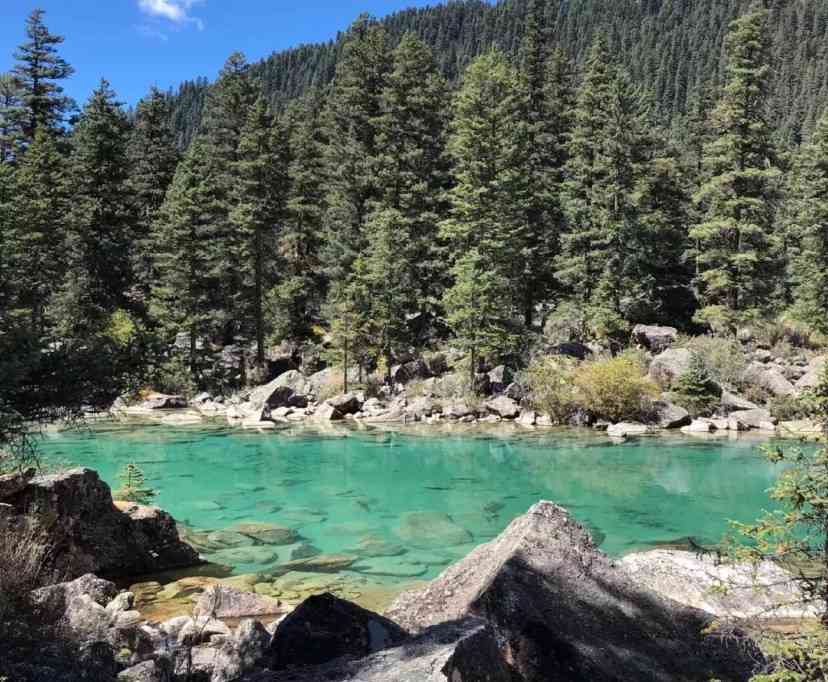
<box><xmin>622</xmin><ymin>549</ymin><xmax>824</xmax><ymax>620</ymax></box>
<box><xmin>795</xmin><ymin>355</ymin><xmax>827</xmax><ymax>390</ymax></box>
<box><xmin>210</xmin><ymin>619</ymin><xmax>272</xmax><ymax>682</ymax></box>
<box><xmin>312</xmin><ymin>403</ymin><xmax>343</xmax><ymax>422</ymax></box>
<box><xmin>194</xmin><ymin>585</ymin><xmax>285</xmax><ymax>620</ymax></box>
<box><xmin>142</xmin><ymin>393</ymin><xmax>188</xmax><ymax>410</ymax></box>
<box><xmin>487</xmin><ymin>365</ymin><xmax>513</xmax><ymax>393</ymax></box>
<box><xmin>228</xmin><ymin>522</ymin><xmax>299</xmax><ymax>546</ymax></box>
<box><xmin>632</xmin><ymin>324</ymin><xmax>678</xmax><ymax>352</ymax></box>
<box><xmin>397</xmin><ymin>511</ymin><xmax>472</xmax><ymax>548</ymax></box>
<box><xmin>652</xmin><ymin>400</ymin><xmax>691</xmax><ymax>429</ymax></box>
<box><xmin>648</xmin><ymin>348</ymin><xmax>692</xmax><ymax>388</ymax></box>
<box><xmin>483</xmin><ymin>395</ymin><xmax>520</xmax><ymax>419</ymax></box>
<box><xmin>442</xmin><ymin>401</ymin><xmax>475</xmax><ymax>419</ymax></box>
<box><xmin>325</xmin><ymin>393</ymin><xmax>363</xmax><ymax>416</ymax></box>
<box><xmin>728</xmin><ymin>408</ymin><xmax>776</xmax><ymax>430</ymax></box>
<box><xmin>246</xmin><ymin>371</ymin><xmax>311</xmax><ymax>419</ymax></box>
<box><xmin>118</xmin><ymin>659</ymin><xmax>173</xmax><ymax>682</ymax></box>
<box><xmin>248</xmin><ymin>617</ymin><xmax>511</xmax><ymax>682</ymax></box>
<box><xmin>0</xmin><ymin>469</ymin><xmax>201</xmax><ymax>580</ymax></box>
<box><xmin>550</xmin><ymin>341</ymin><xmax>592</xmax><ymax>360</ymax></box>
<box><xmin>405</xmin><ymin>396</ymin><xmax>435</xmax><ymax>420</ymax></box>
<box><xmin>386</xmin><ymin>501</ymin><xmax>762</xmax><ymax>682</ymax></box>
<box><xmin>267</xmin><ymin>593</ymin><xmax>408</xmax><ymax>671</ymax></box>
<box><xmin>681</xmin><ymin>419</ymin><xmax>714</xmax><ymax>434</ymax></box>
<box><xmin>33</xmin><ymin>573</ymin><xmax>120</xmax><ymax>616</ymax></box>
<box><xmin>516</xmin><ymin>409</ymin><xmax>537</xmax><ymax>427</ymax></box>
<box><xmin>741</xmin><ymin>362</ymin><xmax>795</xmax><ymax>397</ymax></box>
<box><xmin>722</xmin><ymin>390</ymin><xmax>759</xmax><ymax>412</ymax></box>
<box><xmin>606</xmin><ymin>422</ymin><xmax>651</xmax><ymax>437</ymax></box>
<box><xmin>0</xmin><ymin>467</ymin><xmax>35</xmax><ymax>499</ymax></box>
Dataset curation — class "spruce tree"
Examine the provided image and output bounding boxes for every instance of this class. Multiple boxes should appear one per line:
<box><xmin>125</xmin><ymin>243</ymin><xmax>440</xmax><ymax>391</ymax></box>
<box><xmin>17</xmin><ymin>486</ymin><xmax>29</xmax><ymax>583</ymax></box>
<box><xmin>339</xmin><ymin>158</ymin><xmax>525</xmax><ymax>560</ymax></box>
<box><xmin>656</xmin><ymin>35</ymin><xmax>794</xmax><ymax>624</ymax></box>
<box><xmin>128</xmin><ymin>87</ymin><xmax>180</xmax><ymax>304</ymax></box>
<box><xmin>0</xmin><ymin>163</ymin><xmax>16</xmax><ymax>316</ymax></box>
<box><xmin>51</xmin><ymin>80</ymin><xmax>135</xmax><ymax>339</ymax></box>
<box><xmin>230</xmin><ymin>96</ymin><xmax>289</xmax><ymax>367</ymax></box>
<box><xmin>373</xmin><ymin>33</ymin><xmax>449</xmax><ymax>320</ymax></box>
<box><xmin>11</xmin><ymin>9</ymin><xmax>74</xmax><ymax>141</ymax></box>
<box><xmin>271</xmin><ymin>93</ymin><xmax>327</xmax><ymax>342</ymax></box>
<box><xmin>690</xmin><ymin>5</ymin><xmax>781</xmax><ymax>331</ymax></box>
<box><xmin>8</xmin><ymin>128</ymin><xmax>69</xmax><ymax>334</ymax></box>
<box><xmin>321</xmin><ymin>16</ymin><xmax>390</xmax><ymax>287</ymax></box>
<box><xmin>786</xmin><ymin>112</ymin><xmax>828</xmax><ymax>333</ymax></box>
<box><xmin>441</xmin><ymin>50</ymin><xmax>529</xmax><ymax>378</ymax></box>
<box><xmin>151</xmin><ymin>137</ymin><xmax>222</xmax><ymax>373</ymax></box>
<box><xmin>0</xmin><ymin>74</ymin><xmax>24</xmax><ymax>162</ymax></box>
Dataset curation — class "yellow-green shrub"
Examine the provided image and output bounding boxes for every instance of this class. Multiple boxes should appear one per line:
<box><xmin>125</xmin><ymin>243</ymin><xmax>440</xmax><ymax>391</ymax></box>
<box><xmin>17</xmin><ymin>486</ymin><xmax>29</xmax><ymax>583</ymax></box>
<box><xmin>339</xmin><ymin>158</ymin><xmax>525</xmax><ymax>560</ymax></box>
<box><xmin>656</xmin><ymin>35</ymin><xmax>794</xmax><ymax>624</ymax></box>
<box><xmin>572</xmin><ymin>353</ymin><xmax>659</xmax><ymax>422</ymax></box>
<box><xmin>525</xmin><ymin>356</ymin><xmax>578</xmax><ymax>424</ymax></box>
<box><xmin>678</xmin><ymin>335</ymin><xmax>746</xmax><ymax>388</ymax></box>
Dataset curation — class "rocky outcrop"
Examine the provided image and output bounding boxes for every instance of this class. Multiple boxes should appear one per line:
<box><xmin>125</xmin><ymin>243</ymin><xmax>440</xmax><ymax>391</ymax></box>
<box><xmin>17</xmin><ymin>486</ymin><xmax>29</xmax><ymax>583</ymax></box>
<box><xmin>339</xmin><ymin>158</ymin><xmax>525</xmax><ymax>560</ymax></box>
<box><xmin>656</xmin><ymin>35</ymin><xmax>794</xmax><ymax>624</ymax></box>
<box><xmin>194</xmin><ymin>585</ymin><xmax>286</xmax><ymax>620</ymax></box>
<box><xmin>632</xmin><ymin>324</ymin><xmax>678</xmax><ymax>352</ymax></box>
<box><xmin>247</xmin><ymin>617</ymin><xmax>513</xmax><ymax>682</ymax></box>
<box><xmin>0</xmin><ymin>468</ymin><xmax>201</xmax><ymax>580</ymax></box>
<box><xmin>648</xmin><ymin>348</ymin><xmax>692</xmax><ymax>388</ymax></box>
<box><xmin>386</xmin><ymin>501</ymin><xmax>762</xmax><ymax>682</ymax></box>
<box><xmin>484</xmin><ymin>395</ymin><xmax>520</xmax><ymax>419</ymax></box>
<box><xmin>266</xmin><ymin>593</ymin><xmax>408</xmax><ymax>671</ymax></box>
<box><xmin>727</xmin><ymin>408</ymin><xmax>776</xmax><ymax>430</ymax></box>
<box><xmin>652</xmin><ymin>400</ymin><xmax>692</xmax><ymax>429</ymax></box>
<box><xmin>795</xmin><ymin>355</ymin><xmax>827</xmax><ymax>390</ymax></box>
<box><xmin>741</xmin><ymin>362</ymin><xmax>796</xmax><ymax>397</ymax></box>
<box><xmin>621</xmin><ymin>549</ymin><xmax>824</xmax><ymax>620</ymax></box>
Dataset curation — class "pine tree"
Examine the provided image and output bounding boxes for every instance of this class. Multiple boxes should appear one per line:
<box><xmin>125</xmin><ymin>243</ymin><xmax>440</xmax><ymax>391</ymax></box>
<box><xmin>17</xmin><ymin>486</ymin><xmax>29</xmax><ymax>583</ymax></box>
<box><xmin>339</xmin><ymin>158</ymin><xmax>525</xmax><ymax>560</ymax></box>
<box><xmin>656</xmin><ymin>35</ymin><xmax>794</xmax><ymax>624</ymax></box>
<box><xmin>271</xmin><ymin>93</ymin><xmax>327</xmax><ymax>342</ymax></box>
<box><xmin>8</xmin><ymin>128</ymin><xmax>69</xmax><ymax>334</ymax></box>
<box><xmin>690</xmin><ymin>5</ymin><xmax>781</xmax><ymax>331</ymax></box>
<box><xmin>151</xmin><ymin>137</ymin><xmax>222</xmax><ymax>374</ymax></box>
<box><xmin>51</xmin><ymin>80</ymin><xmax>135</xmax><ymax>339</ymax></box>
<box><xmin>786</xmin><ymin>112</ymin><xmax>828</xmax><ymax>333</ymax></box>
<box><xmin>373</xmin><ymin>33</ymin><xmax>449</xmax><ymax>320</ymax></box>
<box><xmin>0</xmin><ymin>163</ymin><xmax>16</xmax><ymax>317</ymax></box>
<box><xmin>321</xmin><ymin>16</ymin><xmax>391</xmax><ymax>288</ymax></box>
<box><xmin>11</xmin><ymin>9</ymin><xmax>74</xmax><ymax>141</ymax></box>
<box><xmin>230</xmin><ymin>96</ymin><xmax>289</xmax><ymax>367</ymax></box>
<box><xmin>441</xmin><ymin>50</ymin><xmax>529</xmax><ymax>378</ymax></box>
<box><xmin>113</xmin><ymin>462</ymin><xmax>157</xmax><ymax>505</ymax></box>
<box><xmin>128</xmin><ymin>87</ymin><xmax>180</xmax><ymax>305</ymax></box>
<box><xmin>0</xmin><ymin>73</ymin><xmax>24</xmax><ymax>162</ymax></box>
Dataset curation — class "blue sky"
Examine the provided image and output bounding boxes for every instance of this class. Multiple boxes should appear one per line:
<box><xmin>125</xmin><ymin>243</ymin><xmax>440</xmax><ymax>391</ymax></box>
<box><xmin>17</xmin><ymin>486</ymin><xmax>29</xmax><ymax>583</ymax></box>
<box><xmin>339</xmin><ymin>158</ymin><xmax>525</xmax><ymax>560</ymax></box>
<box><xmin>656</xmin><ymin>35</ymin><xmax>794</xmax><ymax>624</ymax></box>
<box><xmin>0</xmin><ymin>0</ymin><xmax>440</xmax><ymax>108</ymax></box>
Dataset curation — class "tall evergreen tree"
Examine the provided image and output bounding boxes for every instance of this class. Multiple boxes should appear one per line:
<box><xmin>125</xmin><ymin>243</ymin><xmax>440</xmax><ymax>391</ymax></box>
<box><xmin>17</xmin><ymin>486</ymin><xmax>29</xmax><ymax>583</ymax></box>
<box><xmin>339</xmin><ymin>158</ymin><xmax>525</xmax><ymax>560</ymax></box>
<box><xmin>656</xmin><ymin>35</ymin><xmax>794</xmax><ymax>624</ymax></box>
<box><xmin>372</xmin><ymin>33</ymin><xmax>449</xmax><ymax>321</ymax></box>
<box><xmin>270</xmin><ymin>93</ymin><xmax>327</xmax><ymax>342</ymax></box>
<box><xmin>11</xmin><ymin>9</ymin><xmax>74</xmax><ymax>141</ymax></box>
<box><xmin>8</xmin><ymin>128</ymin><xmax>68</xmax><ymax>334</ymax></box>
<box><xmin>690</xmin><ymin>5</ymin><xmax>781</xmax><ymax>330</ymax></box>
<box><xmin>128</xmin><ymin>87</ymin><xmax>179</xmax><ymax>304</ymax></box>
<box><xmin>786</xmin><ymin>112</ymin><xmax>828</xmax><ymax>333</ymax></box>
<box><xmin>441</xmin><ymin>51</ymin><xmax>529</xmax><ymax>379</ymax></box>
<box><xmin>151</xmin><ymin>137</ymin><xmax>222</xmax><ymax>373</ymax></box>
<box><xmin>321</xmin><ymin>16</ymin><xmax>391</xmax><ymax>287</ymax></box>
<box><xmin>51</xmin><ymin>80</ymin><xmax>134</xmax><ymax>339</ymax></box>
<box><xmin>0</xmin><ymin>163</ymin><xmax>16</xmax><ymax>317</ymax></box>
<box><xmin>0</xmin><ymin>74</ymin><xmax>24</xmax><ymax>162</ymax></box>
<box><xmin>230</xmin><ymin>96</ymin><xmax>289</xmax><ymax>367</ymax></box>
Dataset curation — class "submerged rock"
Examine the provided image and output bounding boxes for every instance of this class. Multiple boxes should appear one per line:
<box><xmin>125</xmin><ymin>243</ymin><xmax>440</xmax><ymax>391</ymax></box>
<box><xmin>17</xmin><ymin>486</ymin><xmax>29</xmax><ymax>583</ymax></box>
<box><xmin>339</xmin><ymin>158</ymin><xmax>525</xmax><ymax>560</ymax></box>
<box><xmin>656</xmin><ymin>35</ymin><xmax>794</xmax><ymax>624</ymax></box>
<box><xmin>397</xmin><ymin>511</ymin><xmax>473</xmax><ymax>548</ymax></box>
<box><xmin>194</xmin><ymin>585</ymin><xmax>286</xmax><ymax>619</ymax></box>
<box><xmin>386</xmin><ymin>501</ymin><xmax>762</xmax><ymax>682</ymax></box>
<box><xmin>607</xmin><ymin>422</ymin><xmax>652</xmax><ymax>437</ymax></box>
<box><xmin>229</xmin><ymin>522</ymin><xmax>299</xmax><ymax>546</ymax></box>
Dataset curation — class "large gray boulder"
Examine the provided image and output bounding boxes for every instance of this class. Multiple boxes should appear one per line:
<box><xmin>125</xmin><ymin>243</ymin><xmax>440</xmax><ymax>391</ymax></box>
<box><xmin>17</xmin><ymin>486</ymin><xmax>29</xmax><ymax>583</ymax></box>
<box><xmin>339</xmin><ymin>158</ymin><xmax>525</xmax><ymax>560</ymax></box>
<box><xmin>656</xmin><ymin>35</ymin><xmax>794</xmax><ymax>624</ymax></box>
<box><xmin>741</xmin><ymin>362</ymin><xmax>795</xmax><ymax>397</ymax></box>
<box><xmin>728</xmin><ymin>408</ymin><xmax>776</xmax><ymax>430</ymax></box>
<box><xmin>648</xmin><ymin>348</ymin><xmax>692</xmax><ymax>388</ymax></box>
<box><xmin>632</xmin><ymin>324</ymin><xmax>678</xmax><ymax>352</ymax></box>
<box><xmin>621</xmin><ymin>549</ymin><xmax>824</xmax><ymax>621</ymax></box>
<box><xmin>0</xmin><ymin>469</ymin><xmax>201</xmax><ymax>580</ymax></box>
<box><xmin>247</xmin><ymin>617</ymin><xmax>513</xmax><ymax>682</ymax></box>
<box><xmin>484</xmin><ymin>395</ymin><xmax>520</xmax><ymax>419</ymax></box>
<box><xmin>325</xmin><ymin>392</ymin><xmax>363</xmax><ymax>416</ymax></box>
<box><xmin>194</xmin><ymin>585</ymin><xmax>286</xmax><ymax>620</ymax></box>
<box><xmin>267</xmin><ymin>593</ymin><xmax>408</xmax><ymax>671</ymax></box>
<box><xmin>386</xmin><ymin>501</ymin><xmax>762</xmax><ymax>682</ymax></box>
<box><xmin>796</xmin><ymin>355</ymin><xmax>827</xmax><ymax>390</ymax></box>
<box><xmin>652</xmin><ymin>400</ymin><xmax>692</xmax><ymax>429</ymax></box>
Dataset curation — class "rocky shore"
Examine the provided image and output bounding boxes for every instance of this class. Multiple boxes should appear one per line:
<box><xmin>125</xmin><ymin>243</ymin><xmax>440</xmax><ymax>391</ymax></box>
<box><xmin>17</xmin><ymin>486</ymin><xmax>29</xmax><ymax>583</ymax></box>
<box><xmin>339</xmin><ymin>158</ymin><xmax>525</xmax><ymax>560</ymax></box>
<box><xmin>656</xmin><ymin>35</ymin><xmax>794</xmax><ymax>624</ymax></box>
<box><xmin>111</xmin><ymin>325</ymin><xmax>828</xmax><ymax>440</ymax></box>
<box><xmin>1</xmin><ymin>465</ymin><xmax>818</xmax><ymax>681</ymax></box>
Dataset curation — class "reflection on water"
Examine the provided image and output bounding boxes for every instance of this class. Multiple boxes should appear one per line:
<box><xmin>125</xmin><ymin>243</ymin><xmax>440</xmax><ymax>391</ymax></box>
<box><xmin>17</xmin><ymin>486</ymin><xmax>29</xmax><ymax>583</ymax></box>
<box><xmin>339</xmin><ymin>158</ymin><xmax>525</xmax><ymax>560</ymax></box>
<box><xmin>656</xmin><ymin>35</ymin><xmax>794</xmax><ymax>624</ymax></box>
<box><xmin>40</xmin><ymin>423</ymin><xmax>783</xmax><ymax>585</ymax></box>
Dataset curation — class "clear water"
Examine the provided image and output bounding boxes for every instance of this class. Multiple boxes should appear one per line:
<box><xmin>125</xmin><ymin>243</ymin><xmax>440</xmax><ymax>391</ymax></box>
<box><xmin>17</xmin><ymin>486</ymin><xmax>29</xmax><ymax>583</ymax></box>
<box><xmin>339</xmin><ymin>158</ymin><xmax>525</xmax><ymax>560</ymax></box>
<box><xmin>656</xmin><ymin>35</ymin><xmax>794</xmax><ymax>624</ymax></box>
<box><xmin>39</xmin><ymin>423</ymin><xmax>783</xmax><ymax>585</ymax></box>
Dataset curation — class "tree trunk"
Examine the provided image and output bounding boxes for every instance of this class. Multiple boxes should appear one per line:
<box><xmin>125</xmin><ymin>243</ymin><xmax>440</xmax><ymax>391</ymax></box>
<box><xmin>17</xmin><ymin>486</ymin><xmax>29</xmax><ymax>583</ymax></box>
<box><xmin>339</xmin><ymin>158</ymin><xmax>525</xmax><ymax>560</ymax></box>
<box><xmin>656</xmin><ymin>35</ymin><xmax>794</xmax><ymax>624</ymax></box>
<box><xmin>469</xmin><ymin>346</ymin><xmax>477</xmax><ymax>394</ymax></box>
<box><xmin>343</xmin><ymin>337</ymin><xmax>349</xmax><ymax>394</ymax></box>
<box><xmin>255</xmin><ymin>230</ymin><xmax>265</xmax><ymax>368</ymax></box>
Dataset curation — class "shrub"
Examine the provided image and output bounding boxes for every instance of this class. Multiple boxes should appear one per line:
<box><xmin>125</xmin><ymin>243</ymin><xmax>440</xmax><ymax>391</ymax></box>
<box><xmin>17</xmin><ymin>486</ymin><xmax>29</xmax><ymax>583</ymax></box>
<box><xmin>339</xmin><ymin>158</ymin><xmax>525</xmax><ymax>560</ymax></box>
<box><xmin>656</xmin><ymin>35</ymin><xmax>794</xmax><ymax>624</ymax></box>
<box><xmin>525</xmin><ymin>356</ymin><xmax>578</xmax><ymax>424</ymax></box>
<box><xmin>0</xmin><ymin>525</ymin><xmax>55</xmax><ymax>627</ymax></box>
<box><xmin>544</xmin><ymin>302</ymin><xmax>589</xmax><ymax>344</ymax></box>
<box><xmin>679</xmin><ymin>335</ymin><xmax>747</xmax><ymax>388</ymax></box>
<box><xmin>768</xmin><ymin>394</ymin><xmax>814</xmax><ymax>422</ymax></box>
<box><xmin>152</xmin><ymin>354</ymin><xmax>197</xmax><ymax>398</ymax></box>
<box><xmin>669</xmin><ymin>353</ymin><xmax>722</xmax><ymax>417</ymax></box>
<box><xmin>112</xmin><ymin>463</ymin><xmax>157</xmax><ymax>505</ymax></box>
<box><xmin>750</xmin><ymin>629</ymin><xmax>828</xmax><ymax>681</ymax></box>
<box><xmin>572</xmin><ymin>352</ymin><xmax>659</xmax><ymax>422</ymax></box>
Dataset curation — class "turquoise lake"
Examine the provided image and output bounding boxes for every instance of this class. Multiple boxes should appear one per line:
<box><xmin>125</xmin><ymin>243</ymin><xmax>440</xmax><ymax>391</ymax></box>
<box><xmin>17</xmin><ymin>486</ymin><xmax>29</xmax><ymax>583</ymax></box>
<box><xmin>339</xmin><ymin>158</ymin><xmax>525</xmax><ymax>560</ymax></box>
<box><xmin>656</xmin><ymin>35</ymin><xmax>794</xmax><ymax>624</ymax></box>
<box><xmin>39</xmin><ymin>424</ymin><xmax>784</xmax><ymax>586</ymax></box>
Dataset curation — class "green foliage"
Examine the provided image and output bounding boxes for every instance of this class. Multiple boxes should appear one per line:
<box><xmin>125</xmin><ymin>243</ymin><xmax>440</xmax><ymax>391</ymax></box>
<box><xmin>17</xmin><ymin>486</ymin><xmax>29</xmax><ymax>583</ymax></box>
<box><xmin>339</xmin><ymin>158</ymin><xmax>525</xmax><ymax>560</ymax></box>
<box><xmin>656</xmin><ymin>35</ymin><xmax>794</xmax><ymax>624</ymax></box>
<box><xmin>679</xmin><ymin>335</ymin><xmax>747</xmax><ymax>388</ymax></box>
<box><xmin>669</xmin><ymin>352</ymin><xmax>722</xmax><ymax>417</ymax></box>
<box><xmin>105</xmin><ymin>309</ymin><xmax>139</xmax><ymax>348</ymax></box>
<box><xmin>769</xmin><ymin>394</ymin><xmax>814</xmax><ymax>423</ymax></box>
<box><xmin>572</xmin><ymin>353</ymin><xmax>659</xmax><ymax>422</ymax></box>
<box><xmin>112</xmin><ymin>463</ymin><xmax>157</xmax><ymax>505</ymax></box>
<box><xmin>750</xmin><ymin>629</ymin><xmax>828</xmax><ymax>681</ymax></box>
<box><xmin>151</xmin><ymin>355</ymin><xmax>197</xmax><ymax>399</ymax></box>
<box><xmin>525</xmin><ymin>356</ymin><xmax>578</xmax><ymax>424</ymax></box>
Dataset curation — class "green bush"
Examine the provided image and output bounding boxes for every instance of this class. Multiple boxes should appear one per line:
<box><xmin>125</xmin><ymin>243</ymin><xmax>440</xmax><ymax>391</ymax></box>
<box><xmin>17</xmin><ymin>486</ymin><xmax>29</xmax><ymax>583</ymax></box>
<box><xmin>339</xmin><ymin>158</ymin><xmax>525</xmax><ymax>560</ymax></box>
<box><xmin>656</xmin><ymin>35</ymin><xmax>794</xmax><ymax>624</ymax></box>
<box><xmin>679</xmin><ymin>335</ymin><xmax>747</xmax><ymax>388</ymax></box>
<box><xmin>768</xmin><ymin>394</ymin><xmax>814</xmax><ymax>422</ymax></box>
<box><xmin>669</xmin><ymin>353</ymin><xmax>721</xmax><ymax>417</ymax></box>
<box><xmin>152</xmin><ymin>354</ymin><xmax>197</xmax><ymax>398</ymax></box>
<box><xmin>525</xmin><ymin>356</ymin><xmax>578</xmax><ymax>424</ymax></box>
<box><xmin>750</xmin><ymin>629</ymin><xmax>828</xmax><ymax>681</ymax></box>
<box><xmin>572</xmin><ymin>352</ymin><xmax>659</xmax><ymax>422</ymax></box>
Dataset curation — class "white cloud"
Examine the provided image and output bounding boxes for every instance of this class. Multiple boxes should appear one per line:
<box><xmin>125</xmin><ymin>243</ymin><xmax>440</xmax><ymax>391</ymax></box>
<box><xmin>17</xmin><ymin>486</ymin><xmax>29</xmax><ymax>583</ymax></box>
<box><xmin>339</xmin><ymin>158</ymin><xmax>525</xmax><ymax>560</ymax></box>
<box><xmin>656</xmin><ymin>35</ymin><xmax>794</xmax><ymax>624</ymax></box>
<box><xmin>137</xmin><ymin>0</ymin><xmax>204</xmax><ymax>31</ymax></box>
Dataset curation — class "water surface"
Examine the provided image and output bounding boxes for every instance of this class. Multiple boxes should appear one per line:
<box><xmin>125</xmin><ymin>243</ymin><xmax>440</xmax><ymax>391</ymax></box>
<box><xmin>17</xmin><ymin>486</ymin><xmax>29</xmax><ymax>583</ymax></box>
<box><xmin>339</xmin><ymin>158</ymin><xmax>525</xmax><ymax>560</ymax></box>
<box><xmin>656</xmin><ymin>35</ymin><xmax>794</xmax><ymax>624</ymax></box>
<box><xmin>39</xmin><ymin>424</ymin><xmax>783</xmax><ymax>585</ymax></box>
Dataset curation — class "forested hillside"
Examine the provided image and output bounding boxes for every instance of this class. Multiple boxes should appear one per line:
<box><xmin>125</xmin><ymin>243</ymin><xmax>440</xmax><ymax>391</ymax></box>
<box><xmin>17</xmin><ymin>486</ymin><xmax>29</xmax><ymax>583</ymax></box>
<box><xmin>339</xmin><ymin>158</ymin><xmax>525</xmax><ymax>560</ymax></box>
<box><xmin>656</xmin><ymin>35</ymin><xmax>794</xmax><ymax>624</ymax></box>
<box><xmin>167</xmin><ymin>0</ymin><xmax>828</xmax><ymax>148</ymax></box>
